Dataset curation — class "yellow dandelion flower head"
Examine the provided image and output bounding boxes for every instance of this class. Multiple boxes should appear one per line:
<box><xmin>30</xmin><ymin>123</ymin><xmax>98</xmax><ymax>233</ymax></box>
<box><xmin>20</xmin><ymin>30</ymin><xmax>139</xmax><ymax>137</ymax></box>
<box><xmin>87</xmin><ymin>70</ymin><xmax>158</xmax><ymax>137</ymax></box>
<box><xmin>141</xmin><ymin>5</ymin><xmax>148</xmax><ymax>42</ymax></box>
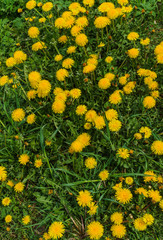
<box><xmin>56</xmin><ymin>69</ymin><xmax>69</xmax><ymax>82</ymax></box>
<box><xmin>37</xmin><ymin>80</ymin><xmax>51</xmax><ymax>98</ymax></box>
<box><xmin>0</xmin><ymin>166</ymin><xmax>7</xmax><ymax>181</ymax></box>
<box><xmin>55</xmin><ymin>92</ymin><xmax>67</xmax><ymax>103</ymax></box>
<box><xmin>94</xmin><ymin>116</ymin><xmax>106</xmax><ymax>130</ymax></box>
<box><xmin>27</xmin><ymin>90</ymin><xmax>37</xmax><ymax>100</ymax></box>
<box><xmin>137</xmin><ymin>68</ymin><xmax>149</xmax><ymax>77</ymax></box>
<box><xmin>69</xmin><ymin>140</ymin><xmax>83</xmax><ymax>153</ymax></box>
<box><xmin>27</xmin><ymin>113</ymin><xmax>36</xmax><ymax>124</ymax></box>
<box><xmin>76</xmin><ymin>16</ymin><xmax>88</xmax><ymax>28</ymax></box>
<box><xmin>0</xmin><ymin>75</ymin><xmax>9</xmax><ymax>86</ymax></box>
<box><xmin>43</xmin><ymin>232</ymin><xmax>51</xmax><ymax>240</ymax></box>
<box><xmin>117</xmin><ymin>148</ymin><xmax>129</xmax><ymax>159</ymax></box>
<box><xmin>98</xmin><ymin>78</ymin><xmax>111</xmax><ymax>90</ymax></box>
<box><xmin>55</xmin><ymin>18</ymin><xmax>66</xmax><ymax>29</ymax></box>
<box><xmin>109</xmin><ymin>91</ymin><xmax>122</xmax><ymax>104</ymax></box>
<box><xmin>85</xmin><ymin>110</ymin><xmax>97</xmax><ymax>122</ymax></box>
<box><xmin>98</xmin><ymin>2</ymin><xmax>115</xmax><ymax>12</ymax></box>
<box><xmin>127</xmin><ymin>48</ymin><xmax>139</xmax><ymax>58</ymax></box>
<box><xmin>14</xmin><ymin>50</ymin><xmax>27</xmax><ymax>64</ymax></box>
<box><xmin>157</xmin><ymin>175</ymin><xmax>163</xmax><ymax>183</ymax></box>
<box><xmin>109</xmin><ymin>119</ymin><xmax>122</xmax><ymax>132</ymax></box>
<box><xmin>87</xmin><ymin>58</ymin><xmax>98</xmax><ymax>66</ymax></box>
<box><xmin>48</xmin><ymin>222</ymin><xmax>65</xmax><ymax>239</ymax></box>
<box><xmin>115</xmin><ymin>188</ymin><xmax>133</xmax><ymax>204</ymax></box>
<box><xmin>105</xmin><ymin>56</ymin><xmax>113</xmax><ymax>63</ymax></box>
<box><xmin>119</xmin><ymin>76</ymin><xmax>127</xmax><ymax>85</ymax></box>
<box><xmin>5</xmin><ymin>215</ymin><xmax>12</xmax><ymax>223</ymax></box>
<box><xmin>75</xmin><ymin>33</ymin><xmax>88</xmax><ymax>47</ymax></box>
<box><xmin>77</xmin><ymin>133</ymin><xmax>91</xmax><ymax>147</ymax></box>
<box><xmin>107</xmin><ymin>8</ymin><xmax>119</xmax><ymax>19</ymax></box>
<box><xmin>135</xmin><ymin>187</ymin><xmax>148</xmax><ymax>197</ymax></box>
<box><xmin>140</xmin><ymin>37</ymin><xmax>150</xmax><ymax>45</ymax></box>
<box><xmin>103</xmin><ymin>72</ymin><xmax>115</xmax><ymax>80</ymax></box>
<box><xmin>143</xmin><ymin>96</ymin><xmax>156</xmax><ymax>109</ymax></box>
<box><xmin>134</xmin><ymin>133</ymin><xmax>142</xmax><ymax>140</ymax></box>
<box><xmin>154</xmin><ymin>43</ymin><xmax>163</xmax><ymax>55</ymax></box>
<box><xmin>28</xmin><ymin>26</ymin><xmax>40</xmax><ymax>38</ymax></box>
<box><xmin>19</xmin><ymin>154</ymin><xmax>30</xmax><ymax>165</ymax></box>
<box><xmin>62</xmin><ymin>58</ymin><xmax>74</xmax><ymax>69</ymax></box>
<box><xmin>14</xmin><ymin>182</ymin><xmax>25</xmax><ymax>193</ymax></box>
<box><xmin>70</xmin><ymin>88</ymin><xmax>81</xmax><ymax>99</ymax></box>
<box><xmin>54</xmin><ymin>54</ymin><xmax>63</xmax><ymax>62</ymax></box>
<box><xmin>58</xmin><ymin>35</ymin><xmax>67</xmax><ymax>43</ymax></box>
<box><xmin>148</xmin><ymin>81</ymin><xmax>158</xmax><ymax>90</ymax></box>
<box><xmin>34</xmin><ymin>159</ymin><xmax>43</xmax><ymax>168</ymax></box>
<box><xmin>117</xmin><ymin>0</ymin><xmax>128</xmax><ymax>6</ymax></box>
<box><xmin>110</xmin><ymin>212</ymin><xmax>123</xmax><ymax>225</ymax></box>
<box><xmin>6</xmin><ymin>57</ymin><xmax>16</xmax><ymax>67</ymax></box>
<box><xmin>32</xmin><ymin>41</ymin><xmax>46</xmax><ymax>51</ymax></box>
<box><xmin>67</xmin><ymin>46</ymin><xmax>76</xmax><ymax>54</ymax></box>
<box><xmin>139</xmin><ymin>127</ymin><xmax>152</xmax><ymax>139</ymax></box>
<box><xmin>134</xmin><ymin>218</ymin><xmax>147</xmax><ymax>231</ymax></box>
<box><xmin>99</xmin><ymin>169</ymin><xmax>109</xmax><ymax>181</ymax></box>
<box><xmin>26</xmin><ymin>0</ymin><xmax>36</xmax><ymax>10</ymax></box>
<box><xmin>83</xmin><ymin>0</ymin><xmax>94</xmax><ymax>7</ymax></box>
<box><xmin>39</xmin><ymin>17</ymin><xmax>46</xmax><ymax>23</ymax></box>
<box><xmin>87</xmin><ymin>202</ymin><xmax>98</xmax><ymax>215</ymax></box>
<box><xmin>144</xmin><ymin>77</ymin><xmax>153</xmax><ymax>85</ymax></box>
<box><xmin>71</xmin><ymin>25</ymin><xmax>82</xmax><ymax>36</ymax></box>
<box><xmin>85</xmin><ymin>157</ymin><xmax>97</xmax><ymax>169</ymax></box>
<box><xmin>64</xmin><ymin>16</ymin><xmax>75</xmax><ymax>29</ymax></box>
<box><xmin>94</xmin><ymin>17</ymin><xmax>110</xmax><ymax>28</ymax></box>
<box><xmin>98</xmin><ymin>42</ymin><xmax>105</xmax><ymax>47</ymax></box>
<box><xmin>69</xmin><ymin>2</ymin><xmax>81</xmax><ymax>15</ymax></box>
<box><xmin>42</xmin><ymin>2</ymin><xmax>53</xmax><ymax>12</ymax></box>
<box><xmin>77</xmin><ymin>190</ymin><xmax>92</xmax><ymax>207</ymax></box>
<box><xmin>53</xmin><ymin>87</ymin><xmax>64</xmax><ymax>96</ymax></box>
<box><xmin>157</xmin><ymin>53</ymin><xmax>163</xmax><ymax>64</ymax></box>
<box><xmin>87</xmin><ymin>221</ymin><xmax>104</xmax><ymax>239</ymax></box>
<box><xmin>143</xmin><ymin>214</ymin><xmax>154</xmax><ymax>226</ymax></box>
<box><xmin>105</xmin><ymin>109</ymin><xmax>118</xmax><ymax>121</ymax></box>
<box><xmin>7</xmin><ymin>180</ymin><xmax>14</xmax><ymax>187</ymax></box>
<box><xmin>28</xmin><ymin>71</ymin><xmax>41</xmax><ymax>89</ymax></box>
<box><xmin>2</xmin><ymin>197</ymin><xmax>11</xmax><ymax>206</ymax></box>
<box><xmin>12</xmin><ymin>108</ymin><xmax>25</xmax><ymax>122</ymax></box>
<box><xmin>127</xmin><ymin>32</ymin><xmax>139</xmax><ymax>41</ymax></box>
<box><xmin>112</xmin><ymin>182</ymin><xmax>122</xmax><ymax>191</ymax></box>
<box><xmin>111</xmin><ymin>224</ymin><xmax>126</xmax><ymax>238</ymax></box>
<box><xmin>125</xmin><ymin>177</ymin><xmax>133</xmax><ymax>185</ymax></box>
<box><xmin>62</xmin><ymin>11</ymin><xmax>72</xmax><ymax>19</ymax></box>
<box><xmin>76</xmin><ymin>105</ymin><xmax>87</xmax><ymax>115</ymax></box>
<box><xmin>84</xmin><ymin>122</ymin><xmax>92</xmax><ymax>130</ymax></box>
<box><xmin>151</xmin><ymin>140</ymin><xmax>163</xmax><ymax>155</ymax></box>
<box><xmin>22</xmin><ymin>215</ymin><xmax>30</xmax><ymax>225</ymax></box>
<box><xmin>159</xmin><ymin>199</ymin><xmax>163</xmax><ymax>210</ymax></box>
<box><xmin>148</xmin><ymin>190</ymin><xmax>162</xmax><ymax>203</ymax></box>
<box><xmin>52</xmin><ymin>100</ymin><xmax>66</xmax><ymax>114</ymax></box>
<box><xmin>83</xmin><ymin>64</ymin><xmax>96</xmax><ymax>74</ymax></box>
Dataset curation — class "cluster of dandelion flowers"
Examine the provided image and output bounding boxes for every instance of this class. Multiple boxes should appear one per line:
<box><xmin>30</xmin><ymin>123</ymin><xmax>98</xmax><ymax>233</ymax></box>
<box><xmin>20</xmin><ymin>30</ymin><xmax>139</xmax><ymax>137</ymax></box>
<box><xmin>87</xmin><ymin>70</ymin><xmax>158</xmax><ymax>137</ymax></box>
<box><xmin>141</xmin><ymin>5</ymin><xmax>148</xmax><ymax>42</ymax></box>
<box><xmin>0</xmin><ymin>166</ymin><xmax>7</xmax><ymax>181</ymax></box>
<box><xmin>94</xmin><ymin>17</ymin><xmax>110</xmax><ymax>28</ymax></box>
<box><xmin>75</xmin><ymin>33</ymin><xmax>88</xmax><ymax>47</ymax></box>
<box><xmin>117</xmin><ymin>148</ymin><xmax>130</xmax><ymax>159</ymax></box>
<box><xmin>99</xmin><ymin>169</ymin><xmax>109</xmax><ymax>181</ymax></box>
<box><xmin>6</xmin><ymin>57</ymin><xmax>16</xmax><ymax>67</ymax></box>
<box><xmin>37</xmin><ymin>80</ymin><xmax>51</xmax><ymax>98</ymax></box>
<box><xmin>48</xmin><ymin>222</ymin><xmax>65</xmax><ymax>239</ymax></box>
<box><xmin>12</xmin><ymin>108</ymin><xmax>25</xmax><ymax>122</ymax></box>
<box><xmin>111</xmin><ymin>224</ymin><xmax>126</xmax><ymax>238</ymax></box>
<box><xmin>26</xmin><ymin>0</ymin><xmax>36</xmax><ymax>10</ymax></box>
<box><xmin>14</xmin><ymin>182</ymin><xmax>25</xmax><ymax>193</ymax></box>
<box><xmin>143</xmin><ymin>96</ymin><xmax>156</xmax><ymax>109</ymax></box>
<box><xmin>77</xmin><ymin>190</ymin><xmax>92</xmax><ymax>207</ymax></box>
<box><xmin>19</xmin><ymin>154</ymin><xmax>30</xmax><ymax>165</ymax></box>
<box><xmin>76</xmin><ymin>105</ymin><xmax>87</xmax><ymax>115</ymax></box>
<box><xmin>151</xmin><ymin>140</ymin><xmax>163</xmax><ymax>155</ymax></box>
<box><xmin>109</xmin><ymin>119</ymin><xmax>122</xmax><ymax>132</ymax></box>
<box><xmin>128</xmin><ymin>48</ymin><xmax>139</xmax><ymax>58</ymax></box>
<box><xmin>110</xmin><ymin>212</ymin><xmax>123</xmax><ymax>225</ymax></box>
<box><xmin>5</xmin><ymin>215</ymin><xmax>12</xmax><ymax>223</ymax></box>
<box><xmin>2</xmin><ymin>197</ymin><xmax>11</xmax><ymax>206</ymax></box>
<box><xmin>115</xmin><ymin>188</ymin><xmax>133</xmax><ymax>204</ymax></box>
<box><xmin>14</xmin><ymin>50</ymin><xmax>27</xmax><ymax>64</ymax></box>
<box><xmin>127</xmin><ymin>32</ymin><xmax>139</xmax><ymax>41</ymax></box>
<box><xmin>28</xmin><ymin>27</ymin><xmax>40</xmax><ymax>38</ymax></box>
<box><xmin>85</xmin><ymin>157</ymin><xmax>97</xmax><ymax>169</ymax></box>
<box><xmin>22</xmin><ymin>215</ymin><xmax>31</xmax><ymax>225</ymax></box>
<box><xmin>87</xmin><ymin>221</ymin><xmax>104</xmax><ymax>240</ymax></box>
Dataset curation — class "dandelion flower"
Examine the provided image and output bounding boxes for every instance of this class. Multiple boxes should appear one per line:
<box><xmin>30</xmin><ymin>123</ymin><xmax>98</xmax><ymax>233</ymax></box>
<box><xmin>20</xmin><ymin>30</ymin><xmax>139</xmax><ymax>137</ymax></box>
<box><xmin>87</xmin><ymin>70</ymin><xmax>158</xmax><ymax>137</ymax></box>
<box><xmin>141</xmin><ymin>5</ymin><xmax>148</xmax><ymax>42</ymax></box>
<box><xmin>151</xmin><ymin>140</ymin><xmax>163</xmax><ymax>155</ymax></box>
<box><xmin>87</xmin><ymin>202</ymin><xmax>98</xmax><ymax>215</ymax></box>
<box><xmin>58</xmin><ymin>35</ymin><xmax>67</xmax><ymax>43</ymax></box>
<box><xmin>71</xmin><ymin>25</ymin><xmax>82</xmax><ymax>36</ymax></box>
<box><xmin>107</xmin><ymin>9</ymin><xmax>119</xmax><ymax>20</ymax></box>
<box><xmin>34</xmin><ymin>159</ymin><xmax>43</xmax><ymax>168</ymax></box>
<box><xmin>85</xmin><ymin>157</ymin><xmax>97</xmax><ymax>169</ymax></box>
<box><xmin>76</xmin><ymin>105</ymin><xmax>87</xmax><ymax>115</ymax></box>
<box><xmin>85</xmin><ymin>110</ymin><xmax>97</xmax><ymax>122</ymax></box>
<box><xmin>27</xmin><ymin>90</ymin><xmax>37</xmax><ymax>100</ymax></box>
<box><xmin>98</xmin><ymin>2</ymin><xmax>115</xmax><ymax>12</ymax></box>
<box><xmin>12</xmin><ymin>108</ymin><xmax>25</xmax><ymax>122</ymax></box>
<box><xmin>115</xmin><ymin>188</ymin><xmax>133</xmax><ymax>204</ymax></box>
<box><xmin>125</xmin><ymin>177</ymin><xmax>133</xmax><ymax>185</ymax></box>
<box><xmin>109</xmin><ymin>91</ymin><xmax>122</xmax><ymax>104</ymax></box>
<box><xmin>62</xmin><ymin>58</ymin><xmax>74</xmax><ymax>69</ymax></box>
<box><xmin>22</xmin><ymin>215</ymin><xmax>30</xmax><ymax>225</ymax></box>
<box><xmin>83</xmin><ymin>0</ymin><xmax>94</xmax><ymax>7</ymax></box>
<box><xmin>5</xmin><ymin>215</ymin><xmax>12</xmax><ymax>223</ymax></box>
<box><xmin>27</xmin><ymin>113</ymin><xmax>36</xmax><ymax>124</ymax></box>
<box><xmin>117</xmin><ymin>0</ymin><xmax>128</xmax><ymax>6</ymax></box>
<box><xmin>0</xmin><ymin>166</ymin><xmax>7</xmax><ymax>181</ymax></box>
<box><xmin>159</xmin><ymin>200</ymin><xmax>163</xmax><ymax>210</ymax></box>
<box><xmin>135</xmin><ymin>188</ymin><xmax>148</xmax><ymax>197</ymax></box>
<box><xmin>143</xmin><ymin>214</ymin><xmax>154</xmax><ymax>226</ymax></box>
<box><xmin>28</xmin><ymin>71</ymin><xmax>41</xmax><ymax>89</ymax></box>
<box><xmin>37</xmin><ymin>80</ymin><xmax>51</xmax><ymax>98</ymax></box>
<box><xmin>105</xmin><ymin>56</ymin><xmax>113</xmax><ymax>63</ymax></box>
<box><xmin>6</xmin><ymin>57</ymin><xmax>16</xmax><ymax>67</ymax></box>
<box><xmin>28</xmin><ymin>27</ymin><xmax>40</xmax><ymax>38</ymax></box>
<box><xmin>75</xmin><ymin>34</ymin><xmax>88</xmax><ymax>47</ymax></box>
<box><xmin>77</xmin><ymin>190</ymin><xmax>92</xmax><ymax>207</ymax></box>
<box><xmin>0</xmin><ymin>76</ymin><xmax>9</xmax><ymax>86</ymax></box>
<box><xmin>140</xmin><ymin>38</ymin><xmax>150</xmax><ymax>45</ymax></box>
<box><xmin>56</xmin><ymin>69</ymin><xmax>69</xmax><ymax>81</ymax></box>
<box><xmin>87</xmin><ymin>221</ymin><xmax>104</xmax><ymax>240</ymax></box>
<box><xmin>26</xmin><ymin>0</ymin><xmax>36</xmax><ymax>10</ymax></box>
<box><xmin>14</xmin><ymin>50</ymin><xmax>27</xmax><ymax>64</ymax></box>
<box><xmin>144</xmin><ymin>170</ymin><xmax>157</xmax><ymax>182</ymax></box>
<box><xmin>54</xmin><ymin>54</ymin><xmax>63</xmax><ymax>61</ymax></box>
<box><xmin>105</xmin><ymin>109</ymin><xmax>118</xmax><ymax>121</ymax></box>
<box><xmin>84</xmin><ymin>122</ymin><xmax>92</xmax><ymax>130</ymax></box>
<box><xmin>134</xmin><ymin>133</ymin><xmax>142</xmax><ymax>140</ymax></box>
<box><xmin>83</xmin><ymin>64</ymin><xmax>96</xmax><ymax>73</ymax></box>
<box><xmin>67</xmin><ymin>46</ymin><xmax>76</xmax><ymax>54</ymax></box>
<box><xmin>2</xmin><ymin>197</ymin><xmax>11</xmax><ymax>206</ymax></box>
<box><xmin>52</xmin><ymin>101</ymin><xmax>66</xmax><ymax>114</ymax></box>
<box><xmin>19</xmin><ymin>154</ymin><xmax>29</xmax><ymax>165</ymax></box>
<box><xmin>7</xmin><ymin>180</ymin><xmax>14</xmax><ymax>187</ymax></box>
<box><xmin>143</xmin><ymin>96</ymin><xmax>156</xmax><ymax>109</ymax></box>
<box><xmin>99</xmin><ymin>170</ymin><xmax>109</xmax><ymax>181</ymax></box>
<box><xmin>148</xmin><ymin>190</ymin><xmax>161</xmax><ymax>203</ymax></box>
<box><xmin>134</xmin><ymin>218</ymin><xmax>147</xmax><ymax>231</ymax></box>
<box><xmin>48</xmin><ymin>222</ymin><xmax>65</xmax><ymax>239</ymax></box>
<box><xmin>111</xmin><ymin>224</ymin><xmax>126</xmax><ymax>238</ymax></box>
<box><xmin>127</xmin><ymin>32</ymin><xmax>139</xmax><ymax>41</ymax></box>
<box><xmin>55</xmin><ymin>18</ymin><xmax>65</xmax><ymax>29</ymax></box>
<box><xmin>117</xmin><ymin>148</ymin><xmax>129</xmax><ymax>159</ymax></box>
<box><xmin>32</xmin><ymin>41</ymin><xmax>46</xmax><ymax>51</ymax></box>
<box><xmin>94</xmin><ymin>17</ymin><xmax>110</xmax><ymax>28</ymax></box>
<box><xmin>70</xmin><ymin>88</ymin><xmax>81</xmax><ymax>99</ymax></box>
<box><xmin>98</xmin><ymin>78</ymin><xmax>111</xmax><ymax>90</ymax></box>
<box><xmin>14</xmin><ymin>182</ymin><xmax>25</xmax><ymax>193</ymax></box>
<box><xmin>94</xmin><ymin>116</ymin><xmax>106</xmax><ymax>130</ymax></box>
<box><xmin>109</xmin><ymin>119</ymin><xmax>122</xmax><ymax>132</ymax></box>
<box><xmin>111</xmin><ymin>212</ymin><xmax>123</xmax><ymax>225</ymax></box>
<box><xmin>128</xmin><ymin>48</ymin><xmax>139</xmax><ymax>58</ymax></box>
<box><xmin>42</xmin><ymin>2</ymin><xmax>53</xmax><ymax>12</ymax></box>
<box><xmin>76</xmin><ymin>16</ymin><xmax>88</xmax><ymax>28</ymax></box>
